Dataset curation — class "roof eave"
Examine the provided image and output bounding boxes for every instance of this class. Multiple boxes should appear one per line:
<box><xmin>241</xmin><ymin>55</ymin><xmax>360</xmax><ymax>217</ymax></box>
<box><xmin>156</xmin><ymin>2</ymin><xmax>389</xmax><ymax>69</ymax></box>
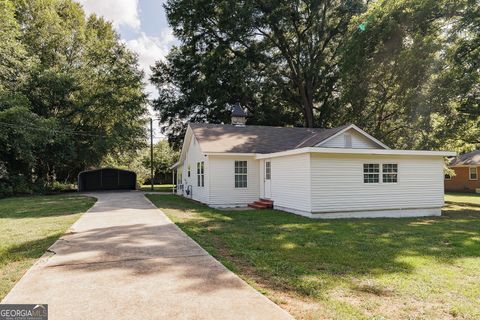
<box><xmin>177</xmin><ymin>125</ymin><xmax>194</xmax><ymax>165</ymax></box>
<box><xmin>255</xmin><ymin>147</ymin><xmax>456</xmax><ymax>159</ymax></box>
<box><xmin>170</xmin><ymin>161</ymin><xmax>181</xmax><ymax>169</ymax></box>
<box><xmin>204</xmin><ymin>152</ymin><xmax>258</xmax><ymax>156</ymax></box>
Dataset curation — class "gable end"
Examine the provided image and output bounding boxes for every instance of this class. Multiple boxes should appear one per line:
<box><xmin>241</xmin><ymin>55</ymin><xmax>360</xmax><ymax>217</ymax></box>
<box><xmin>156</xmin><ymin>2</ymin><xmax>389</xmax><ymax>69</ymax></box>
<box><xmin>316</xmin><ymin>125</ymin><xmax>389</xmax><ymax>149</ymax></box>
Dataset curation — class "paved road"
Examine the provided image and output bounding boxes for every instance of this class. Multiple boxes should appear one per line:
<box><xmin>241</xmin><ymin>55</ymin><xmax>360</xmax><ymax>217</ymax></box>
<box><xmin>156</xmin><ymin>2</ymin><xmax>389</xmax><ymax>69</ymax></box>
<box><xmin>2</xmin><ymin>192</ymin><xmax>292</xmax><ymax>320</ymax></box>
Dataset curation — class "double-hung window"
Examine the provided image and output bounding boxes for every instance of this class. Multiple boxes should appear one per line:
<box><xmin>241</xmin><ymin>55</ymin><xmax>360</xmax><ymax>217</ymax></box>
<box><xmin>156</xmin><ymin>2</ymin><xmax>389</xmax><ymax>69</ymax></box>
<box><xmin>470</xmin><ymin>167</ymin><xmax>478</xmax><ymax>180</ymax></box>
<box><xmin>197</xmin><ymin>162</ymin><xmax>204</xmax><ymax>187</ymax></box>
<box><xmin>363</xmin><ymin>164</ymin><xmax>379</xmax><ymax>183</ymax></box>
<box><xmin>234</xmin><ymin>161</ymin><xmax>247</xmax><ymax>188</ymax></box>
<box><xmin>382</xmin><ymin>164</ymin><xmax>398</xmax><ymax>183</ymax></box>
<box><xmin>363</xmin><ymin>163</ymin><xmax>398</xmax><ymax>184</ymax></box>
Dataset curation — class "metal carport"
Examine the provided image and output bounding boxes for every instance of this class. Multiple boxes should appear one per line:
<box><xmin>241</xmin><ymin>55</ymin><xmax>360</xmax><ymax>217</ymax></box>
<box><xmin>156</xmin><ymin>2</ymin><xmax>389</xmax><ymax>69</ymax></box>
<box><xmin>78</xmin><ymin>168</ymin><xmax>136</xmax><ymax>191</ymax></box>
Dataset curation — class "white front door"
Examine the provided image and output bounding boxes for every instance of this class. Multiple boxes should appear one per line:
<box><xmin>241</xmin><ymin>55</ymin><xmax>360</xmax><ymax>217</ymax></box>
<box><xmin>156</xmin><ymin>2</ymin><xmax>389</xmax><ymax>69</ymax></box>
<box><xmin>264</xmin><ymin>160</ymin><xmax>272</xmax><ymax>199</ymax></box>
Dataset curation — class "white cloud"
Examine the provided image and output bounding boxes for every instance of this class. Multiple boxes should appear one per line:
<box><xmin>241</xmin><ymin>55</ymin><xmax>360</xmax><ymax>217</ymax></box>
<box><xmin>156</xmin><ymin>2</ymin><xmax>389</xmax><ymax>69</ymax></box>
<box><xmin>75</xmin><ymin>0</ymin><xmax>176</xmax><ymax>97</ymax></box>
<box><xmin>126</xmin><ymin>30</ymin><xmax>175</xmax><ymax>72</ymax></box>
<box><xmin>125</xmin><ymin>29</ymin><xmax>176</xmax><ymax>96</ymax></box>
<box><xmin>125</xmin><ymin>30</ymin><xmax>176</xmax><ymax>139</ymax></box>
<box><xmin>75</xmin><ymin>0</ymin><xmax>174</xmax><ymax>138</ymax></box>
<box><xmin>77</xmin><ymin>0</ymin><xmax>141</xmax><ymax>30</ymax></box>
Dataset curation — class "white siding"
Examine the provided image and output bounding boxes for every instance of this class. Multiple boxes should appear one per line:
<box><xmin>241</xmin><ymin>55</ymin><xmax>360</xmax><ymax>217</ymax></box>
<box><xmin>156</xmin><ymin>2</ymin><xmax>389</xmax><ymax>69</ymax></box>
<box><xmin>270</xmin><ymin>154</ymin><xmax>311</xmax><ymax>212</ymax></box>
<box><xmin>259</xmin><ymin>159</ymin><xmax>265</xmax><ymax>199</ymax></box>
<box><xmin>180</xmin><ymin>136</ymin><xmax>209</xmax><ymax>204</ymax></box>
<box><xmin>209</xmin><ymin>155</ymin><xmax>259</xmax><ymax>206</ymax></box>
<box><xmin>176</xmin><ymin>164</ymin><xmax>183</xmax><ymax>195</ymax></box>
<box><xmin>319</xmin><ymin>129</ymin><xmax>382</xmax><ymax>149</ymax></box>
<box><xmin>310</xmin><ymin>154</ymin><xmax>445</xmax><ymax>213</ymax></box>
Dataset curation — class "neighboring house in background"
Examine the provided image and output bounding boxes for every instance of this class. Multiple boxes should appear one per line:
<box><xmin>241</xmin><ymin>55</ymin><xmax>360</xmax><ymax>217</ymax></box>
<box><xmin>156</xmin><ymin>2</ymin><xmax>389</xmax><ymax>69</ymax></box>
<box><xmin>171</xmin><ymin>104</ymin><xmax>455</xmax><ymax>219</ymax></box>
<box><xmin>445</xmin><ymin>150</ymin><xmax>480</xmax><ymax>193</ymax></box>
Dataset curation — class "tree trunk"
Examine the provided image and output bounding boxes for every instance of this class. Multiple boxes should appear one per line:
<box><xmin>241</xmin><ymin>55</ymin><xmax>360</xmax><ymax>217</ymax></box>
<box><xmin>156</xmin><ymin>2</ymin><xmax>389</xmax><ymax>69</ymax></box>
<box><xmin>304</xmin><ymin>102</ymin><xmax>314</xmax><ymax>128</ymax></box>
<box><xmin>299</xmin><ymin>83</ymin><xmax>315</xmax><ymax>127</ymax></box>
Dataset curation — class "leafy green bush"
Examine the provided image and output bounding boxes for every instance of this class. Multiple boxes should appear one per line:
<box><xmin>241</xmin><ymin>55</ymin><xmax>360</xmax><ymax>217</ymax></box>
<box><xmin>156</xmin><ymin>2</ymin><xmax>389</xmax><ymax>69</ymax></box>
<box><xmin>9</xmin><ymin>175</ymin><xmax>33</xmax><ymax>195</ymax></box>
<box><xmin>0</xmin><ymin>181</ymin><xmax>13</xmax><ymax>198</ymax></box>
<box><xmin>48</xmin><ymin>181</ymin><xmax>77</xmax><ymax>192</ymax></box>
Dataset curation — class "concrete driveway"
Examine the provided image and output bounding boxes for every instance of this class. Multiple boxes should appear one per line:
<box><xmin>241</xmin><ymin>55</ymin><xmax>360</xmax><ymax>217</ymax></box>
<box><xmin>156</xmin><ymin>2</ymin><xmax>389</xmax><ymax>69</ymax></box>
<box><xmin>2</xmin><ymin>192</ymin><xmax>292</xmax><ymax>320</ymax></box>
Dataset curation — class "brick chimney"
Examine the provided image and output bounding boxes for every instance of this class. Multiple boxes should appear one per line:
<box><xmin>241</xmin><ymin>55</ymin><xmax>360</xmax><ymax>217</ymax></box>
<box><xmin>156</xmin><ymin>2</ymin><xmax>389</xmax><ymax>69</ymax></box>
<box><xmin>231</xmin><ymin>102</ymin><xmax>248</xmax><ymax>126</ymax></box>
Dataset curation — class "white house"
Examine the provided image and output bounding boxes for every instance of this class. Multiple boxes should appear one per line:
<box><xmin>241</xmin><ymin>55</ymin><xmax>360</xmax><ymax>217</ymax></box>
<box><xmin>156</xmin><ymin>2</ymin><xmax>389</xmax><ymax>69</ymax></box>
<box><xmin>171</xmin><ymin>106</ymin><xmax>455</xmax><ymax>219</ymax></box>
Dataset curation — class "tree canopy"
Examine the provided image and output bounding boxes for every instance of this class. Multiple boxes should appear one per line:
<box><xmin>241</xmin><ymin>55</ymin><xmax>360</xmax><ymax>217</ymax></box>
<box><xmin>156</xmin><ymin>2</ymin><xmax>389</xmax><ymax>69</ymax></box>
<box><xmin>0</xmin><ymin>0</ymin><xmax>147</xmax><ymax>196</ymax></box>
<box><xmin>151</xmin><ymin>0</ymin><xmax>479</xmax><ymax>151</ymax></box>
<box><xmin>142</xmin><ymin>140</ymin><xmax>179</xmax><ymax>177</ymax></box>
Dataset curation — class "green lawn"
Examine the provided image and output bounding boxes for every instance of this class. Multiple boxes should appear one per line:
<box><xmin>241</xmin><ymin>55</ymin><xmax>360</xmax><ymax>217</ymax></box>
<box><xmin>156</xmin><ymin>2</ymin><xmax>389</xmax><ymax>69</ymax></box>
<box><xmin>140</xmin><ymin>184</ymin><xmax>174</xmax><ymax>192</ymax></box>
<box><xmin>0</xmin><ymin>195</ymin><xmax>96</xmax><ymax>300</ymax></box>
<box><xmin>147</xmin><ymin>194</ymin><xmax>480</xmax><ymax>320</ymax></box>
<box><xmin>446</xmin><ymin>192</ymin><xmax>480</xmax><ymax>206</ymax></box>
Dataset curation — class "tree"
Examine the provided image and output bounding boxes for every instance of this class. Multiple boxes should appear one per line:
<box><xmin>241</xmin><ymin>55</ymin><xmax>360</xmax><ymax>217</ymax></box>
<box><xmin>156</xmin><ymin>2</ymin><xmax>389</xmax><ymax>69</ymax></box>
<box><xmin>0</xmin><ymin>0</ymin><xmax>39</xmax><ymax>195</ymax></box>
<box><xmin>425</xmin><ymin>0</ymin><xmax>480</xmax><ymax>152</ymax></box>
<box><xmin>0</xmin><ymin>0</ymin><xmax>31</xmax><ymax>95</ymax></box>
<box><xmin>339</xmin><ymin>0</ymin><xmax>450</xmax><ymax>148</ymax></box>
<box><xmin>340</xmin><ymin>0</ymin><xmax>479</xmax><ymax>151</ymax></box>
<box><xmin>0</xmin><ymin>0</ymin><xmax>148</xmax><ymax>196</ymax></box>
<box><xmin>143</xmin><ymin>140</ymin><xmax>179</xmax><ymax>178</ymax></box>
<box><xmin>153</xmin><ymin>0</ymin><xmax>479</xmax><ymax>152</ymax></box>
<box><xmin>151</xmin><ymin>0</ymin><xmax>366</xmax><ymax>144</ymax></box>
<box><xmin>102</xmin><ymin>149</ymin><xmax>150</xmax><ymax>186</ymax></box>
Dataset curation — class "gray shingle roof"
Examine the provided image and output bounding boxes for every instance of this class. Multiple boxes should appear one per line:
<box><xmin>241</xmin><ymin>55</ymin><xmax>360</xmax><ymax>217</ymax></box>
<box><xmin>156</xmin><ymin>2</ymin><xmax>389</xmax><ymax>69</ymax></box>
<box><xmin>189</xmin><ymin>123</ymin><xmax>351</xmax><ymax>153</ymax></box>
<box><xmin>450</xmin><ymin>150</ymin><xmax>480</xmax><ymax>166</ymax></box>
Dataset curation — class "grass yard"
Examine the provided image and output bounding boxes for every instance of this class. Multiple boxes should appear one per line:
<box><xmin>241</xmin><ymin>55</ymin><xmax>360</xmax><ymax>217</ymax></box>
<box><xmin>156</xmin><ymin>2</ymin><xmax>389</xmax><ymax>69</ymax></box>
<box><xmin>140</xmin><ymin>184</ymin><xmax>174</xmax><ymax>192</ymax></box>
<box><xmin>0</xmin><ymin>195</ymin><xmax>96</xmax><ymax>300</ymax></box>
<box><xmin>446</xmin><ymin>192</ymin><xmax>480</xmax><ymax>206</ymax></box>
<box><xmin>147</xmin><ymin>194</ymin><xmax>480</xmax><ymax>320</ymax></box>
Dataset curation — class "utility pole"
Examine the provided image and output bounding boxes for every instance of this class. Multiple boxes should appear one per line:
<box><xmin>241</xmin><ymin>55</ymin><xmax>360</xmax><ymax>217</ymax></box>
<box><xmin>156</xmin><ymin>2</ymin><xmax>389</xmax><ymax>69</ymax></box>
<box><xmin>150</xmin><ymin>118</ymin><xmax>154</xmax><ymax>191</ymax></box>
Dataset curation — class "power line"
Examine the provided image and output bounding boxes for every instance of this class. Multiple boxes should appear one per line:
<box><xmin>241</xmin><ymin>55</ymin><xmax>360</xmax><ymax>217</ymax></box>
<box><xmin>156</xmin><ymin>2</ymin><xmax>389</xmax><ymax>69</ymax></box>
<box><xmin>0</xmin><ymin>121</ymin><xmax>111</xmax><ymax>138</ymax></box>
<box><xmin>0</xmin><ymin>121</ymin><xmax>166</xmax><ymax>140</ymax></box>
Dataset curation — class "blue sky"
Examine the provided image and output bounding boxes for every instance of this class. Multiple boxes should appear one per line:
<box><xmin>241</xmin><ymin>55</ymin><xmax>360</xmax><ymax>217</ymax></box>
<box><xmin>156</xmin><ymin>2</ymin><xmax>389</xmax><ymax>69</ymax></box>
<box><xmin>77</xmin><ymin>0</ymin><xmax>176</xmax><ymax>96</ymax></box>
<box><xmin>118</xmin><ymin>0</ymin><xmax>171</xmax><ymax>40</ymax></box>
<box><xmin>76</xmin><ymin>0</ymin><xmax>177</xmax><ymax>139</ymax></box>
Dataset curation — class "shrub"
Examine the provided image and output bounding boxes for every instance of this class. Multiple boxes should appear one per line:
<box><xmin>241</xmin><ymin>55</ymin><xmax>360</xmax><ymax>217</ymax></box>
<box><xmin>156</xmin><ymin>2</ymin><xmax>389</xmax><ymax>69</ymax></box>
<box><xmin>0</xmin><ymin>181</ymin><xmax>13</xmax><ymax>198</ymax></box>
